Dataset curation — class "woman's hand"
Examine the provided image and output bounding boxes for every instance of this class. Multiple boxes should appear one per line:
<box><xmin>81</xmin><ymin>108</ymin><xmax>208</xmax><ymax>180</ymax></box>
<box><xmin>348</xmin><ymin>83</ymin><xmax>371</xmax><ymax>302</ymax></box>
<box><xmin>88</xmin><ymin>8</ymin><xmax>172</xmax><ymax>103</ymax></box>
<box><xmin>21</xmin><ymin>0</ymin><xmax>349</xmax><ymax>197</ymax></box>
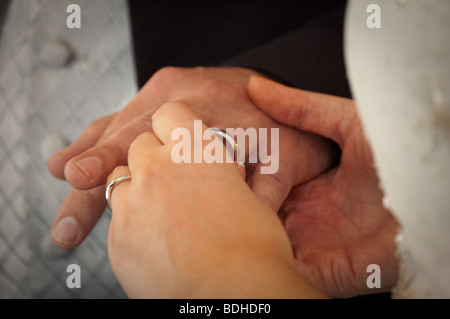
<box><xmin>106</xmin><ymin>102</ymin><xmax>324</xmax><ymax>299</ymax></box>
<box><xmin>49</xmin><ymin>67</ymin><xmax>336</xmax><ymax>250</ymax></box>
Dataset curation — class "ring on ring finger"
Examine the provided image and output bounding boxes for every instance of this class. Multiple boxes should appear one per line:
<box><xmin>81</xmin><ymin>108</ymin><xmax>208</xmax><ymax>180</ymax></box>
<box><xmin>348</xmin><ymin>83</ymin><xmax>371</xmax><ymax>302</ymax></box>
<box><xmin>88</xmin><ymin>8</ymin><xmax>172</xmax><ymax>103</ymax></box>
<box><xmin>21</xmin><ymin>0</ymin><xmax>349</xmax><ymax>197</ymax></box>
<box><xmin>105</xmin><ymin>175</ymin><xmax>131</xmax><ymax>210</ymax></box>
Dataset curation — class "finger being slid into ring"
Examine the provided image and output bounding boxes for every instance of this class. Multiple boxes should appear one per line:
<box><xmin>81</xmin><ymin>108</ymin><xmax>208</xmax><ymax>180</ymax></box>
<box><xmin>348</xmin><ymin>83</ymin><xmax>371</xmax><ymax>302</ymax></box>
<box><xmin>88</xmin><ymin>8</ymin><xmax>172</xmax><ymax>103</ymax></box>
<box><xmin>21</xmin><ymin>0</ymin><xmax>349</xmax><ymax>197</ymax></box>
<box><xmin>148</xmin><ymin>101</ymin><xmax>246</xmax><ymax>179</ymax></box>
<box><xmin>106</xmin><ymin>166</ymin><xmax>132</xmax><ymax>212</ymax></box>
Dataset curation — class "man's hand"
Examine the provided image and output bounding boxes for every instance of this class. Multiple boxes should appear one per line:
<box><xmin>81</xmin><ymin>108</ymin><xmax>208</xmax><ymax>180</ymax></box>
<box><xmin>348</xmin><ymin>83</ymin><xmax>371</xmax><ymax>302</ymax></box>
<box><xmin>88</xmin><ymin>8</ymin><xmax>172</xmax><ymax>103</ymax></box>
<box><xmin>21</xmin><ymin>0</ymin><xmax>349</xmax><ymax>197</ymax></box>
<box><xmin>48</xmin><ymin>67</ymin><xmax>337</xmax><ymax>249</ymax></box>
<box><xmin>248</xmin><ymin>76</ymin><xmax>400</xmax><ymax>298</ymax></box>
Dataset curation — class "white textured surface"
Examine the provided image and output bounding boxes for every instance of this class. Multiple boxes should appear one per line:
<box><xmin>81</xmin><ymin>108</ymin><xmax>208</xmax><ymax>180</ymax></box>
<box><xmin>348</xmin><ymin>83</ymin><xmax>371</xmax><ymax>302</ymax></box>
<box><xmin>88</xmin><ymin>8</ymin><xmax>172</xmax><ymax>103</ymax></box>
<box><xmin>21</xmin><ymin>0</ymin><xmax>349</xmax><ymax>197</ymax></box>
<box><xmin>345</xmin><ymin>0</ymin><xmax>450</xmax><ymax>298</ymax></box>
<box><xmin>0</xmin><ymin>0</ymin><xmax>137</xmax><ymax>298</ymax></box>
<box><xmin>39</xmin><ymin>39</ymin><xmax>74</xmax><ymax>68</ymax></box>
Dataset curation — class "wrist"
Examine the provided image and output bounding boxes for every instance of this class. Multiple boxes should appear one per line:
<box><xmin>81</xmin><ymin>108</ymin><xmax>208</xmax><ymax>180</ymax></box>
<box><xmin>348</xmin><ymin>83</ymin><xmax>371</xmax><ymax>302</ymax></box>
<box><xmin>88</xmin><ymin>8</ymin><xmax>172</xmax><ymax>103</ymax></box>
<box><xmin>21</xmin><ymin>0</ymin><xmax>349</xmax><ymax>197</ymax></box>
<box><xmin>182</xmin><ymin>252</ymin><xmax>326</xmax><ymax>299</ymax></box>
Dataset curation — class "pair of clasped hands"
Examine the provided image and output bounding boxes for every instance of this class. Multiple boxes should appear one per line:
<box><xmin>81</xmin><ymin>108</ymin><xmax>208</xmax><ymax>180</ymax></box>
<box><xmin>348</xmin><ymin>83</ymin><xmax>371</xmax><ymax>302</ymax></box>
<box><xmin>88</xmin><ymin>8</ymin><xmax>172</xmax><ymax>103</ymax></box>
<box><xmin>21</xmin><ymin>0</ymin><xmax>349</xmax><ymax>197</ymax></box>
<box><xmin>48</xmin><ymin>67</ymin><xmax>399</xmax><ymax>298</ymax></box>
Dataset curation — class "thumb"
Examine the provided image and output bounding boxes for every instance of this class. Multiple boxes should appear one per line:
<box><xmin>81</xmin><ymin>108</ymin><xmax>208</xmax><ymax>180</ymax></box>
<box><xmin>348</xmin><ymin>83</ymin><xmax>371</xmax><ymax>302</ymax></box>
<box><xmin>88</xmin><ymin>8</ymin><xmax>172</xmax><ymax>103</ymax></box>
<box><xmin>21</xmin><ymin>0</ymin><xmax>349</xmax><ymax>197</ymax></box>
<box><xmin>248</xmin><ymin>76</ymin><xmax>357</xmax><ymax>148</ymax></box>
<box><xmin>248</xmin><ymin>163</ymin><xmax>292</xmax><ymax>213</ymax></box>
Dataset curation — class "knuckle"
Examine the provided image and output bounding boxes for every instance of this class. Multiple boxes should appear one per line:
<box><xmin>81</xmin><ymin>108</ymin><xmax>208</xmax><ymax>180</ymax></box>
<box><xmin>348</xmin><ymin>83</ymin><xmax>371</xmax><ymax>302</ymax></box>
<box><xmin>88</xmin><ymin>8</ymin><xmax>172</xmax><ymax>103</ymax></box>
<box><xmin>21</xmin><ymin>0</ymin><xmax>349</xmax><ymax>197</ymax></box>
<box><xmin>293</xmin><ymin>91</ymin><xmax>311</xmax><ymax>126</ymax></box>
<box><xmin>84</xmin><ymin>117</ymin><xmax>106</xmax><ymax>135</ymax></box>
<box><xmin>136</xmin><ymin>158</ymin><xmax>163</xmax><ymax>180</ymax></box>
<box><xmin>101</xmin><ymin>142</ymin><xmax>125</xmax><ymax>163</ymax></box>
<box><xmin>192</xmin><ymin>65</ymin><xmax>209</xmax><ymax>74</ymax></box>
<box><xmin>201</xmin><ymin>79</ymin><xmax>222</xmax><ymax>93</ymax></box>
<box><xmin>150</xmin><ymin>66</ymin><xmax>186</xmax><ymax>85</ymax></box>
<box><xmin>128</xmin><ymin>131</ymin><xmax>150</xmax><ymax>156</ymax></box>
<box><xmin>78</xmin><ymin>189</ymin><xmax>103</xmax><ymax>210</ymax></box>
<box><xmin>131</xmin><ymin>112</ymin><xmax>154</xmax><ymax>131</ymax></box>
<box><xmin>133</xmin><ymin>153</ymin><xmax>170</xmax><ymax>186</ymax></box>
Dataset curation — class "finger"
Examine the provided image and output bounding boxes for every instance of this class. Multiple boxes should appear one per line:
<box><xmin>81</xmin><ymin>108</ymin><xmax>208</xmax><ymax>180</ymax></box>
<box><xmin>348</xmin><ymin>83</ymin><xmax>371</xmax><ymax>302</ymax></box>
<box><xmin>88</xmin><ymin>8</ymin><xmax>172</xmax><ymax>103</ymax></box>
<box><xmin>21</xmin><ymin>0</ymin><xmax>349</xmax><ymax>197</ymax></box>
<box><xmin>249</xmin><ymin>126</ymin><xmax>339</xmax><ymax>213</ymax></box>
<box><xmin>128</xmin><ymin>102</ymin><xmax>208</xmax><ymax>173</ymax></box>
<box><xmin>249</xmin><ymin>164</ymin><xmax>292</xmax><ymax>212</ymax></box>
<box><xmin>51</xmin><ymin>186</ymin><xmax>106</xmax><ymax>249</ymax></box>
<box><xmin>127</xmin><ymin>132</ymin><xmax>163</xmax><ymax>175</ymax></box>
<box><xmin>151</xmin><ymin>102</ymin><xmax>237</xmax><ymax>165</ymax></box>
<box><xmin>48</xmin><ymin>113</ymin><xmax>117</xmax><ymax>180</ymax></box>
<box><xmin>249</xmin><ymin>142</ymin><xmax>338</xmax><ymax>213</ymax></box>
<box><xmin>106</xmin><ymin>166</ymin><xmax>132</xmax><ymax>212</ymax></box>
<box><xmin>248</xmin><ymin>76</ymin><xmax>357</xmax><ymax>147</ymax></box>
<box><xmin>151</xmin><ymin>101</ymin><xmax>209</xmax><ymax>145</ymax></box>
<box><xmin>60</xmin><ymin>88</ymin><xmax>162</xmax><ymax>186</ymax></box>
<box><xmin>237</xmin><ymin>162</ymin><xmax>246</xmax><ymax>181</ymax></box>
<box><xmin>63</xmin><ymin>110</ymin><xmax>155</xmax><ymax>190</ymax></box>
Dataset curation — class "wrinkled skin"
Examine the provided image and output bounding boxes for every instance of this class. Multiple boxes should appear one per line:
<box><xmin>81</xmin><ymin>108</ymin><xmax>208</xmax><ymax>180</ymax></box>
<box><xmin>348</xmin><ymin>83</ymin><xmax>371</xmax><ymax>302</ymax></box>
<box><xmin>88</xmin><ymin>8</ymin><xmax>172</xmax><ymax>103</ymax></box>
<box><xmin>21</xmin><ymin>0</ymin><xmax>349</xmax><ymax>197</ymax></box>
<box><xmin>248</xmin><ymin>77</ymin><xmax>400</xmax><ymax>297</ymax></box>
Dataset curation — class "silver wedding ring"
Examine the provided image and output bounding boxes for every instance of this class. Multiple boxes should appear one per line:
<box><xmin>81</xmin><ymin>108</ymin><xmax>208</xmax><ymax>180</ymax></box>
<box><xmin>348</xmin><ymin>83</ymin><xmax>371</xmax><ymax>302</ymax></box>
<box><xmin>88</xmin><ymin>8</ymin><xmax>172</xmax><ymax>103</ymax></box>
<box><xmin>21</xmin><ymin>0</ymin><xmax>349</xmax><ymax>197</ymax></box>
<box><xmin>105</xmin><ymin>175</ymin><xmax>131</xmax><ymax>210</ymax></box>
<box><xmin>209</xmin><ymin>128</ymin><xmax>242</xmax><ymax>165</ymax></box>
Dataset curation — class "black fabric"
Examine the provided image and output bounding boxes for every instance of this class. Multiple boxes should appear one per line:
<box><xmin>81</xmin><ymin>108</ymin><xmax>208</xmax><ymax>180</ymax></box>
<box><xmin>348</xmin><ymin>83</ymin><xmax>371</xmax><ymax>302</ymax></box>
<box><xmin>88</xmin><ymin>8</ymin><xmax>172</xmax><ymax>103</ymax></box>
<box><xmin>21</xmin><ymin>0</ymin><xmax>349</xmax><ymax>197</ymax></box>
<box><xmin>222</xmin><ymin>2</ymin><xmax>351</xmax><ymax>98</ymax></box>
<box><xmin>126</xmin><ymin>1</ymin><xmax>391</xmax><ymax>299</ymax></box>
<box><xmin>0</xmin><ymin>1</ymin><xmax>11</xmax><ymax>36</ymax></box>
<box><xmin>127</xmin><ymin>0</ymin><xmax>349</xmax><ymax>97</ymax></box>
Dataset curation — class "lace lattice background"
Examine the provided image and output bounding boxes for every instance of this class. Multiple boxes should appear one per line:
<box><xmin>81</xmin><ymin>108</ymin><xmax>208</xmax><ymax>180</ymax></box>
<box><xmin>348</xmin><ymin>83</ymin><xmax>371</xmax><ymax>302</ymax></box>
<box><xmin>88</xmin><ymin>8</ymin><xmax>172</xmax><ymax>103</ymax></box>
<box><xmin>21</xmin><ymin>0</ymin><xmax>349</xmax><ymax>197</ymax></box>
<box><xmin>0</xmin><ymin>0</ymin><xmax>137</xmax><ymax>298</ymax></box>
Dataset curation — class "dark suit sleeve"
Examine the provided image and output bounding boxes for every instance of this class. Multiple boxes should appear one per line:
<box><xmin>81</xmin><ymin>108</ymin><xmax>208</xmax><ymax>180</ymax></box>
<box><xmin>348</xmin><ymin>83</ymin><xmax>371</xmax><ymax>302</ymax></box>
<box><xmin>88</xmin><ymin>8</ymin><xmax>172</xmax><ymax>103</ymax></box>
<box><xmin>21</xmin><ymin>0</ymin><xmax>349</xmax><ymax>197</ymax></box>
<box><xmin>128</xmin><ymin>0</ymin><xmax>350</xmax><ymax>98</ymax></box>
<box><xmin>221</xmin><ymin>2</ymin><xmax>351</xmax><ymax>98</ymax></box>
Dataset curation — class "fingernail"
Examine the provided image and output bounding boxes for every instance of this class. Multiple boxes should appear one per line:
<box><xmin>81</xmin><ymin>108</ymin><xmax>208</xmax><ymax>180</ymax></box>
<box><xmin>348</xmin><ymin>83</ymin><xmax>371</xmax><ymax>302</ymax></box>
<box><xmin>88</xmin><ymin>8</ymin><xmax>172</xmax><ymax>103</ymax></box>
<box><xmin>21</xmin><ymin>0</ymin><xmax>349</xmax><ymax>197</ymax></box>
<box><xmin>52</xmin><ymin>216</ymin><xmax>78</xmax><ymax>245</ymax></box>
<box><xmin>74</xmin><ymin>156</ymin><xmax>101</xmax><ymax>180</ymax></box>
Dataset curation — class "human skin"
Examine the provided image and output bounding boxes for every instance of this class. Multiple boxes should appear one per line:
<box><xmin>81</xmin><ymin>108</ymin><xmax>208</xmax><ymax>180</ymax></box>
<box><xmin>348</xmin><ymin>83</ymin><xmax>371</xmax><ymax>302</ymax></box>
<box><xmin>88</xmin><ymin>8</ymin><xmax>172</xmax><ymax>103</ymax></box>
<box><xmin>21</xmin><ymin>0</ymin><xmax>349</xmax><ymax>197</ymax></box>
<box><xmin>247</xmin><ymin>76</ymin><xmax>400</xmax><ymax>297</ymax></box>
<box><xmin>48</xmin><ymin>67</ymin><xmax>337</xmax><ymax>250</ymax></box>
<box><xmin>106</xmin><ymin>77</ymin><xmax>400</xmax><ymax>298</ymax></box>
<box><xmin>106</xmin><ymin>101</ymin><xmax>326</xmax><ymax>298</ymax></box>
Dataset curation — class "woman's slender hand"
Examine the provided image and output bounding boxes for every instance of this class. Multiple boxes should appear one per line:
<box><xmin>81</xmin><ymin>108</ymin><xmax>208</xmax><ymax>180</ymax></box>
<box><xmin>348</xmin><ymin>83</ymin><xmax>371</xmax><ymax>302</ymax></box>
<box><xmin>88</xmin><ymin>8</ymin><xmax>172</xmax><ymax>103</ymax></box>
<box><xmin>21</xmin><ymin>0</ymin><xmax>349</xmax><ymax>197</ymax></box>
<box><xmin>106</xmin><ymin>102</ymin><xmax>325</xmax><ymax>299</ymax></box>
